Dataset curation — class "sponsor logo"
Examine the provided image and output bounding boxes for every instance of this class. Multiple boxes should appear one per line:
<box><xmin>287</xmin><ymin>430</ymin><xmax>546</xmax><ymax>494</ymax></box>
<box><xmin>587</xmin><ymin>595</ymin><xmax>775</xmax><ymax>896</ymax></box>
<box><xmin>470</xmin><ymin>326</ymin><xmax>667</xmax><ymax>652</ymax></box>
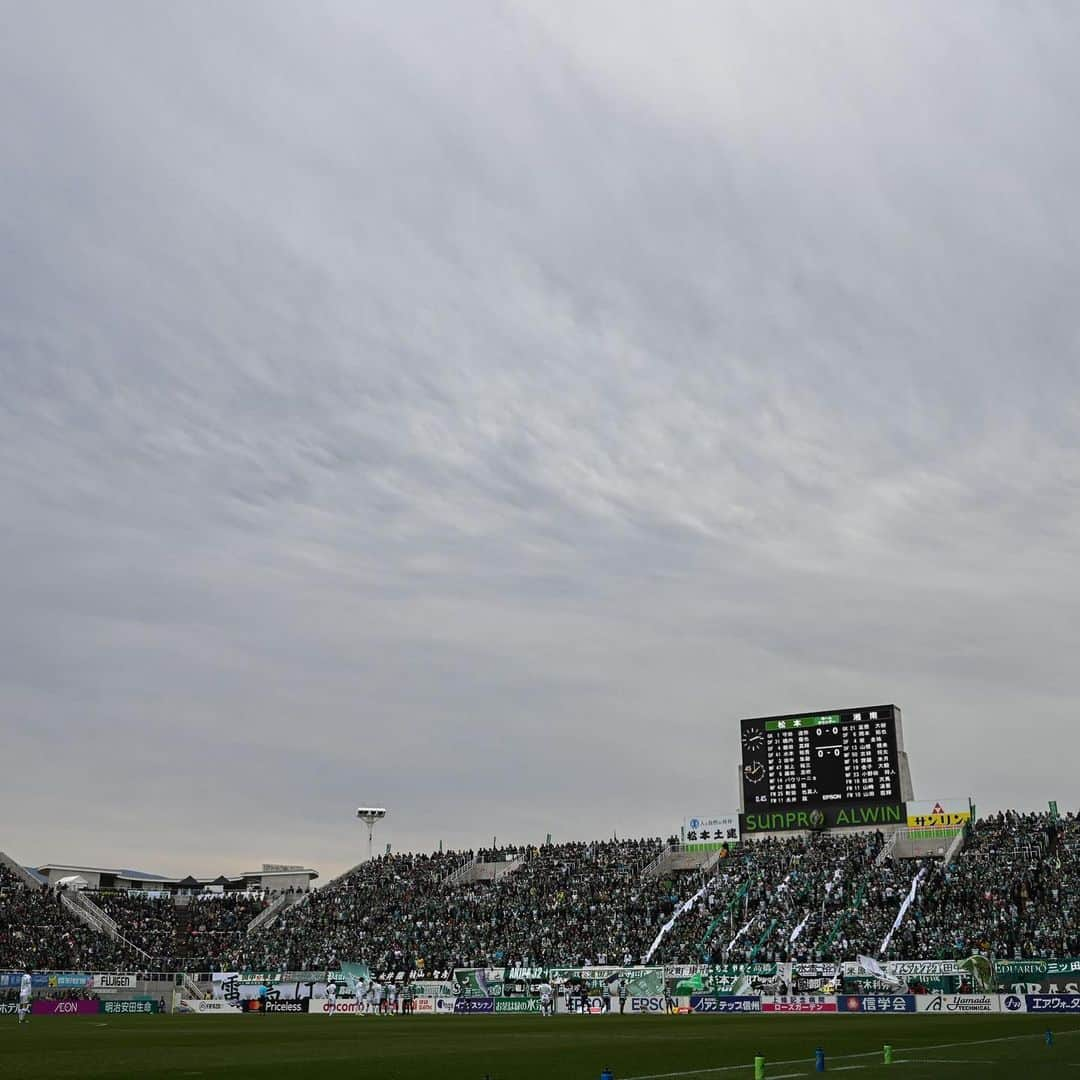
<box><xmin>762</xmin><ymin>996</ymin><xmax>838</xmax><ymax>1013</ymax></box>
<box><xmin>742</xmin><ymin>804</ymin><xmax>904</xmax><ymax>834</ymax></box>
<box><xmin>838</xmin><ymin>995</ymin><xmax>915</xmax><ymax>1013</ymax></box>
<box><xmin>922</xmin><ymin>995</ymin><xmax>995</xmax><ymax>1013</ymax></box>
<box><xmin>690</xmin><ymin>995</ymin><xmax>761</xmax><ymax>1013</ymax></box>
<box><xmin>102</xmin><ymin>1000</ymin><xmax>157</xmax><ymax>1014</ymax></box>
<box><xmin>1026</xmin><ymin>995</ymin><xmax>1080</xmax><ymax>1012</ymax></box>
<box><xmin>1003</xmin><ymin>995</ymin><xmax>1024</xmax><ymax>1012</ymax></box>
<box><xmin>0</xmin><ymin>1003</ymin><xmax>18</xmax><ymax>1015</ymax></box>
<box><xmin>454</xmin><ymin>997</ymin><xmax>495</xmax><ymax>1014</ymax></box>
<box><xmin>31</xmin><ymin>1000</ymin><xmax>102</xmax><ymax>1015</ymax></box>
<box><xmin>493</xmin><ymin>999</ymin><xmax>540</xmax><ymax>1013</ymax></box>
<box><xmin>265</xmin><ymin>999</ymin><xmax>307</xmax><ymax>1013</ymax></box>
<box><xmin>629</xmin><ymin>997</ymin><xmax>666</xmax><ymax>1014</ymax></box>
<box><xmin>94</xmin><ymin>974</ymin><xmax>137</xmax><ymax>990</ymax></box>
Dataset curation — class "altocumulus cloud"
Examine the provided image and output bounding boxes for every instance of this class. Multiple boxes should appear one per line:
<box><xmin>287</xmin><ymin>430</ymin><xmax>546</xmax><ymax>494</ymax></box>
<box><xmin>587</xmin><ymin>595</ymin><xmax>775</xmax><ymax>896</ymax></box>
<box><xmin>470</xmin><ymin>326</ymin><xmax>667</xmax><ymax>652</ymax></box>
<box><xmin>0</xmin><ymin>1</ymin><xmax>1077</xmax><ymax>877</ymax></box>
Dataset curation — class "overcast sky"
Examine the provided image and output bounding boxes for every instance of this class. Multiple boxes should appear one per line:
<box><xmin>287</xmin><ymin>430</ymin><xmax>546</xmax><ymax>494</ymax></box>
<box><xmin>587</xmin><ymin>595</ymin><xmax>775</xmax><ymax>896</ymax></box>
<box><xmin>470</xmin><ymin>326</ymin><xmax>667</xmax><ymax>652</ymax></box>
<box><xmin>2</xmin><ymin>2</ymin><xmax>1078</xmax><ymax>880</ymax></box>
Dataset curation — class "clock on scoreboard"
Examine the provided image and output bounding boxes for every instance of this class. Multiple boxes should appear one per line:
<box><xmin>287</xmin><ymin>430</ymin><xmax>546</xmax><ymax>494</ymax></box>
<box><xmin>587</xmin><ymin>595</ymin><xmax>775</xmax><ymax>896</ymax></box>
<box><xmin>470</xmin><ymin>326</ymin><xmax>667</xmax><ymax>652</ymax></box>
<box><xmin>739</xmin><ymin>704</ymin><xmax>903</xmax><ymax>813</ymax></box>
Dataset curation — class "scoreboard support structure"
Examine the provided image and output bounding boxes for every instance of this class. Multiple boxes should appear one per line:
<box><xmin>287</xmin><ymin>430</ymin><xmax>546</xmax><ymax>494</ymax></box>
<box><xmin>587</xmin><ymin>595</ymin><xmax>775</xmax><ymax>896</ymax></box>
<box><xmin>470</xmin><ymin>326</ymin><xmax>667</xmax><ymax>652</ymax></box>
<box><xmin>738</xmin><ymin>704</ymin><xmax>914</xmax><ymax>838</ymax></box>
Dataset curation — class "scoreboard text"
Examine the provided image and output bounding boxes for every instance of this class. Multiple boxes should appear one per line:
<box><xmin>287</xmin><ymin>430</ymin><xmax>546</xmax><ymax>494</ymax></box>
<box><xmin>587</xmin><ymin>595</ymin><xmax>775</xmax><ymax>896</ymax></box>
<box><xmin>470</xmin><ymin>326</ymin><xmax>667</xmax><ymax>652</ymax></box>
<box><xmin>740</xmin><ymin>704</ymin><xmax>902</xmax><ymax>814</ymax></box>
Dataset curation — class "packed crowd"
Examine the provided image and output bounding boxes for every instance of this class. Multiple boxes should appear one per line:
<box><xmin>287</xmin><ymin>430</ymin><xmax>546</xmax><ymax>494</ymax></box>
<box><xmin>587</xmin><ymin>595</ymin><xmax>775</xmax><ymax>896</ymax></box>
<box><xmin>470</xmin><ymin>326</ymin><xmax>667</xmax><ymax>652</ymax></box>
<box><xmin>89</xmin><ymin>892</ymin><xmax>270</xmax><ymax>970</ymax></box>
<box><xmin>0</xmin><ymin>864</ymin><xmax>132</xmax><ymax>970</ymax></box>
<box><xmin>228</xmin><ymin>840</ymin><xmax>699</xmax><ymax>974</ymax></box>
<box><xmin>4</xmin><ymin>809</ymin><xmax>1078</xmax><ymax>973</ymax></box>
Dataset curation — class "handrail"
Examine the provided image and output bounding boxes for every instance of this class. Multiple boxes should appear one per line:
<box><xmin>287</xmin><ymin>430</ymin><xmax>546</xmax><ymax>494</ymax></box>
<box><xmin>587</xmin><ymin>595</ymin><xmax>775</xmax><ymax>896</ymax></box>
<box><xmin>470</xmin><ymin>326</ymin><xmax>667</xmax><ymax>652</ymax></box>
<box><xmin>247</xmin><ymin>893</ymin><xmax>289</xmax><ymax>933</ymax></box>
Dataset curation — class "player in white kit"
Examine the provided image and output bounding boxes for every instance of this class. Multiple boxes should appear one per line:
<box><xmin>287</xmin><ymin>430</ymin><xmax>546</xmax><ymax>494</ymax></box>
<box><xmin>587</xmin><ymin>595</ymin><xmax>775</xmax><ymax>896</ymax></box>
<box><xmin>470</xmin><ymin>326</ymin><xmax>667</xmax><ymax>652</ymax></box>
<box><xmin>18</xmin><ymin>971</ymin><xmax>32</xmax><ymax>1024</ymax></box>
<box><xmin>325</xmin><ymin>978</ymin><xmax>338</xmax><ymax>1016</ymax></box>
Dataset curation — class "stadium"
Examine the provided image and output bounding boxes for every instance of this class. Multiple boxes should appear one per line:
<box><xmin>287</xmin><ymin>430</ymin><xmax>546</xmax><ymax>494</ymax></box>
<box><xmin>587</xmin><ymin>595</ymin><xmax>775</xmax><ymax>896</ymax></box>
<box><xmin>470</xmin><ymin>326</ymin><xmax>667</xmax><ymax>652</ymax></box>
<box><xmin>5</xmin><ymin>2</ymin><xmax>1079</xmax><ymax>1079</ymax></box>
<box><xmin>4</xmin><ymin>703</ymin><xmax>1080</xmax><ymax>1077</ymax></box>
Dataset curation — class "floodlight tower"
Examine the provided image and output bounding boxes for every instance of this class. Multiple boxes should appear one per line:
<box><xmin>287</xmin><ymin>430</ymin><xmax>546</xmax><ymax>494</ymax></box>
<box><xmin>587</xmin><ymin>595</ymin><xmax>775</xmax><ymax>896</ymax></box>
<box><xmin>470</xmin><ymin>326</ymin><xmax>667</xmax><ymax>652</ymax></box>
<box><xmin>356</xmin><ymin>807</ymin><xmax>387</xmax><ymax>861</ymax></box>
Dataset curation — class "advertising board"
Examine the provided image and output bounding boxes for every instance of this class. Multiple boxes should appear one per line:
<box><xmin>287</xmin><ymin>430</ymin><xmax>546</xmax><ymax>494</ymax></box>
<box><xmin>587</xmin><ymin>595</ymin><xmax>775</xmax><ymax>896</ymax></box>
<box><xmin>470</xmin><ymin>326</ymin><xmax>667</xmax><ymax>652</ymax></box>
<box><xmin>1025</xmin><ymin>995</ymin><xmax>1080</xmax><ymax>1013</ymax></box>
<box><xmin>494</xmin><ymin>999</ymin><xmax>540</xmax><ymax>1013</ymax></box>
<box><xmin>905</xmin><ymin>800</ymin><xmax>970</xmax><ymax>830</ymax></box>
<box><xmin>94</xmin><ymin>974</ymin><xmax>138</xmax><ymax>992</ymax></box>
<box><xmin>837</xmin><ymin>995</ymin><xmax>915</xmax><ymax>1013</ymax></box>
<box><xmin>762</xmin><ymin>996</ymin><xmax>837</xmax><ymax>1013</ymax></box>
<box><xmin>916</xmin><ymin>994</ymin><xmax>997</xmax><ymax>1014</ymax></box>
<box><xmin>690</xmin><ymin>995</ymin><xmax>761</xmax><ymax>1013</ymax></box>
<box><xmin>178</xmin><ymin>999</ymin><xmax>242</xmax><ymax>1014</ymax></box>
<box><xmin>102</xmin><ymin>999</ymin><xmax>159</xmax><ymax>1014</ymax></box>
<box><xmin>453</xmin><ymin>997</ymin><xmax>494</xmax><ymax>1014</ymax></box>
<box><xmin>31</xmin><ymin>1000</ymin><xmax>102</xmax><ymax>1015</ymax></box>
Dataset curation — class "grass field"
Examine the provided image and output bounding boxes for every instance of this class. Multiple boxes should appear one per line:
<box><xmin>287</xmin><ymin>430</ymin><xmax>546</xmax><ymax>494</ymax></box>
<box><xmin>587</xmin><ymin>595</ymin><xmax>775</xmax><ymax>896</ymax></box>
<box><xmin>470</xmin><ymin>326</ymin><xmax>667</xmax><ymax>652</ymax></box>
<box><xmin>3</xmin><ymin>1014</ymin><xmax>1080</xmax><ymax>1080</ymax></box>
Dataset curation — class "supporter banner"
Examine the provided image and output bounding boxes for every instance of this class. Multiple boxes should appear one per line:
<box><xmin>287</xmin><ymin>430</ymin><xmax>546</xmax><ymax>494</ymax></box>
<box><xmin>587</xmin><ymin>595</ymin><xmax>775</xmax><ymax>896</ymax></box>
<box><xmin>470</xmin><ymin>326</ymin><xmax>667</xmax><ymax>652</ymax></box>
<box><xmin>690</xmin><ymin>995</ymin><xmax>762</xmax><ymax>1013</ymax></box>
<box><xmin>683</xmin><ymin>816</ymin><xmax>740</xmax><ymax>848</ymax></box>
<box><xmin>1025</xmin><ymin>994</ymin><xmax>1080</xmax><ymax>1013</ymax></box>
<box><xmin>31</xmin><ymin>1000</ymin><xmax>102</xmax><ymax>1015</ymax></box>
<box><xmin>1</xmin><ymin>973</ymin><xmax>96</xmax><ymax>990</ymax></box>
<box><xmin>454</xmin><ymin>997</ymin><xmax>494</xmax><ymax>1014</ymax></box>
<box><xmin>997</xmin><ymin>959</ymin><xmax>1080</xmax><ymax>978</ymax></box>
<box><xmin>762</xmin><ymin>996</ymin><xmax>837</xmax><ymax>1013</ymax></box>
<box><xmin>837</xmin><ymin>995</ymin><xmax>916</xmax><ymax>1013</ymax></box>
<box><xmin>452</xmin><ymin>968</ymin><xmax>545</xmax><ymax>999</ymax></box>
<box><xmin>916</xmin><ymin>994</ymin><xmax>998</xmax><ymax>1014</ymax></box>
<box><xmin>998</xmin><ymin>977</ymin><xmax>1080</xmax><ymax>995</ymax></box>
<box><xmin>212</xmin><ymin>973</ymin><xmax>325</xmax><ymax>1002</ymax></box>
<box><xmin>94</xmin><ymin>974</ymin><xmax>138</xmax><ymax>992</ymax></box>
<box><xmin>411</xmin><ymin>980</ymin><xmax>456</xmax><ymax>999</ymax></box>
<box><xmin>905</xmin><ymin>800</ymin><xmax>971</xmax><ymax>830</ymax></box>
<box><xmin>995</xmin><ymin>959</ymin><xmax>1080</xmax><ymax>994</ymax></box>
<box><xmin>886</xmin><ymin>960</ymin><xmax>960</xmax><ymax>978</ymax></box>
<box><xmin>177</xmin><ymin>999</ymin><xmax>242</xmax><ymax>1014</ymax></box>
<box><xmin>102</xmin><ymin>999</ymin><xmax>159</xmax><ymax>1014</ymax></box>
<box><xmin>665</xmin><ymin>965</ymin><xmax>710</xmax><ymax>980</ymax></box>
<box><xmin>792</xmin><ymin>963</ymin><xmax>839</xmax><ymax>978</ymax></box>
<box><xmin>549</xmin><ymin>967</ymin><xmax>665</xmax><ymax>997</ymax></box>
<box><xmin>494</xmin><ymin>999</ymin><xmax>540</xmax><ymax>1014</ymax></box>
<box><xmin>674</xmin><ymin>965</ymin><xmax>783</xmax><ymax>997</ymax></box>
<box><xmin>741</xmin><ymin>803</ymin><xmax>904</xmax><ymax>834</ymax></box>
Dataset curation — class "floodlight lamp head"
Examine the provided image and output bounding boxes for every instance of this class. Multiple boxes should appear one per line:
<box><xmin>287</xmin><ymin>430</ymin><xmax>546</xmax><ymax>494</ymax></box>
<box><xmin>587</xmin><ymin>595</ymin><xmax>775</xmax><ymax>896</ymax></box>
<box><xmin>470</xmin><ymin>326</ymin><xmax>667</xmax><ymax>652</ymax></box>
<box><xmin>356</xmin><ymin>808</ymin><xmax>387</xmax><ymax>822</ymax></box>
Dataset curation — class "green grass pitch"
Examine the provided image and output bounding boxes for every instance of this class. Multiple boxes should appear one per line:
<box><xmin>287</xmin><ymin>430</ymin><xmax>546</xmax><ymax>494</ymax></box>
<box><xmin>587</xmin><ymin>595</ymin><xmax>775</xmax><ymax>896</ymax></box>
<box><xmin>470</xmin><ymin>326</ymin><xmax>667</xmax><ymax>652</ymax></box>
<box><xmin>2</xmin><ymin>1015</ymin><xmax>1079</xmax><ymax>1079</ymax></box>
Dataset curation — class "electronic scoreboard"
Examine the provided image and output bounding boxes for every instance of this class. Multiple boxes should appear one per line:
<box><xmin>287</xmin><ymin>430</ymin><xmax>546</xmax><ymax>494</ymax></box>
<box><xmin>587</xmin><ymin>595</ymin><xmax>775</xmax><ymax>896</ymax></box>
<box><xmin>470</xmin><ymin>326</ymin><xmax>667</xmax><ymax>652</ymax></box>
<box><xmin>739</xmin><ymin>705</ymin><xmax>910</xmax><ymax>828</ymax></box>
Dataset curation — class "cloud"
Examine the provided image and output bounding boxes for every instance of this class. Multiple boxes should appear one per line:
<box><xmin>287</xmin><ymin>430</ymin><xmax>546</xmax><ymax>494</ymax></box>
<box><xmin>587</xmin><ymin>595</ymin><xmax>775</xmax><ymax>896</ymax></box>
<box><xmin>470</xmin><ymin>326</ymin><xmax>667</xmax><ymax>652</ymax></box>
<box><xmin>1</xmin><ymin>1</ymin><xmax>1077</xmax><ymax>877</ymax></box>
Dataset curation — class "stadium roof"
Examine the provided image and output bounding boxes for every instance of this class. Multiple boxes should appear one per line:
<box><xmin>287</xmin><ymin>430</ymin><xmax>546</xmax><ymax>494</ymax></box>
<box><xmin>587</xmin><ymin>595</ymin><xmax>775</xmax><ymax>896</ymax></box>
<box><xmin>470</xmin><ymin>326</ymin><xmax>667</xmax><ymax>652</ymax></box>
<box><xmin>35</xmin><ymin>863</ymin><xmax>319</xmax><ymax>889</ymax></box>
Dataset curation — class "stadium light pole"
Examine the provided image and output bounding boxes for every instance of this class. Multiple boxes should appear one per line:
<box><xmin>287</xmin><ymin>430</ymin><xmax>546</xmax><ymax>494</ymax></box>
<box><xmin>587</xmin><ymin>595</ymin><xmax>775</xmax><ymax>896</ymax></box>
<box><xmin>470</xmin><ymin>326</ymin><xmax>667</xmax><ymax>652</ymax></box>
<box><xmin>356</xmin><ymin>807</ymin><xmax>387</xmax><ymax>862</ymax></box>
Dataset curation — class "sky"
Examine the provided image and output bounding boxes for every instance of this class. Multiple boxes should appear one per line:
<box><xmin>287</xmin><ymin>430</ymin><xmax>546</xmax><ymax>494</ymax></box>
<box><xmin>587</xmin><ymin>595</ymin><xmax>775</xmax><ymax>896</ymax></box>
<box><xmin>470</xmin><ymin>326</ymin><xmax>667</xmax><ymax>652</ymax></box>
<box><xmin>1</xmin><ymin>1</ymin><xmax>1078</xmax><ymax>881</ymax></box>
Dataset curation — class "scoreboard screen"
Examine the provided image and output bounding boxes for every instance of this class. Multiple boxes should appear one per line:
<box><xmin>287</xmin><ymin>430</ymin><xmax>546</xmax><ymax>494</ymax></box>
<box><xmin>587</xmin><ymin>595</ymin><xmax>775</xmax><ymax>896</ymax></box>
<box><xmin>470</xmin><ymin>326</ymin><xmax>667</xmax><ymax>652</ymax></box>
<box><xmin>740</xmin><ymin>704</ymin><xmax>902</xmax><ymax>811</ymax></box>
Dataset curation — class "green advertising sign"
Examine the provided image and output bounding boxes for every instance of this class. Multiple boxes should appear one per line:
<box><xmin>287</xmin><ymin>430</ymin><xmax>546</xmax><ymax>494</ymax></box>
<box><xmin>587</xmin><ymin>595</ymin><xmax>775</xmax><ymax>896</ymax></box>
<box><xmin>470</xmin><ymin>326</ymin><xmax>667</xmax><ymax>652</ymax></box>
<box><xmin>102</xmin><ymin>1000</ymin><xmax>160</xmax><ymax>1014</ymax></box>
<box><xmin>494</xmin><ymin>999</ymin><xmax>541</xmax><ymax>1013</ymax></box>
<box><xmin>741</xmin><ymin>803</ymin><xmax>904</xmax><ymax>833</ymax></box>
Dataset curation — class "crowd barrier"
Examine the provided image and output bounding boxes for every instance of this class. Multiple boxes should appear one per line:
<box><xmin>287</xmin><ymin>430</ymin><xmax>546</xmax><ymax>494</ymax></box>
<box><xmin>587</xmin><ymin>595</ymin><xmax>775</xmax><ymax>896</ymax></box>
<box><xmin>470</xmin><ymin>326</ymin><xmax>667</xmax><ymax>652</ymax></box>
<box><xmin>161</xmin><ymin>993</ymin><xmax>1080</xmax><ymax>1016</ymax></box>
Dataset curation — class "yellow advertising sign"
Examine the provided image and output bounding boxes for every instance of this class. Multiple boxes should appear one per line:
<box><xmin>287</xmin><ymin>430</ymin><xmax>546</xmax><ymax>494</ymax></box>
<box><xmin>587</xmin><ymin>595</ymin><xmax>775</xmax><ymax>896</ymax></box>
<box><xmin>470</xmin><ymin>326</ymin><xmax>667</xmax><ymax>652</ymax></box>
<box><xmin>906</xmin><ymin>799</ymin><xmax>970</xmax><ymax>829</ymax></box>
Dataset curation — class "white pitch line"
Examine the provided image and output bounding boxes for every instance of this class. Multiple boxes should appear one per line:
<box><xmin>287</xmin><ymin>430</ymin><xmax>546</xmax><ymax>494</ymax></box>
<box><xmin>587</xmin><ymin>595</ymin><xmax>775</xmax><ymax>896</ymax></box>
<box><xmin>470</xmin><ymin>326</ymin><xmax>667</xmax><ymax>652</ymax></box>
<box><xmin>621</xmin><ymin>1028</ymin><xmax>1080</xmax><ymax>1080</ymax></box>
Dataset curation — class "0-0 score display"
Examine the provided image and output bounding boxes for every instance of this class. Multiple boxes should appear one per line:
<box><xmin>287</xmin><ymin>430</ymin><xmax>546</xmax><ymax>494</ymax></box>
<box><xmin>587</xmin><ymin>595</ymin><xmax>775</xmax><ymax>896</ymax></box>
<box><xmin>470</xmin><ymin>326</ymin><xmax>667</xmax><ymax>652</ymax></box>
<box><xmin>740</xmin><ymin>704</ymin><xmax>901</xmax><ymax>810</ymax></box>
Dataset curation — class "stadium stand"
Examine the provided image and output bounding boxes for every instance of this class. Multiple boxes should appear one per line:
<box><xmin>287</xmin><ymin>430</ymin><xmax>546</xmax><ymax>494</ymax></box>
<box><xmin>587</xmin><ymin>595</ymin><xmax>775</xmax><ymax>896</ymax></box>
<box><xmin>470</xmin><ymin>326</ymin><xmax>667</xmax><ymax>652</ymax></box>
<box><xmin>88</xmin><ymin>892</ymin><xmax>270</xmax><ymax>971</ymax></box>
<box><xmin>4</xmin><ymin>810</ymin><xmax>1078</xmax><ymax>973</ymax></box>
<box><xmin>0</xmin><ymin>863</ymin><xmax>133</xmax><ymax>970</ymax></box>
